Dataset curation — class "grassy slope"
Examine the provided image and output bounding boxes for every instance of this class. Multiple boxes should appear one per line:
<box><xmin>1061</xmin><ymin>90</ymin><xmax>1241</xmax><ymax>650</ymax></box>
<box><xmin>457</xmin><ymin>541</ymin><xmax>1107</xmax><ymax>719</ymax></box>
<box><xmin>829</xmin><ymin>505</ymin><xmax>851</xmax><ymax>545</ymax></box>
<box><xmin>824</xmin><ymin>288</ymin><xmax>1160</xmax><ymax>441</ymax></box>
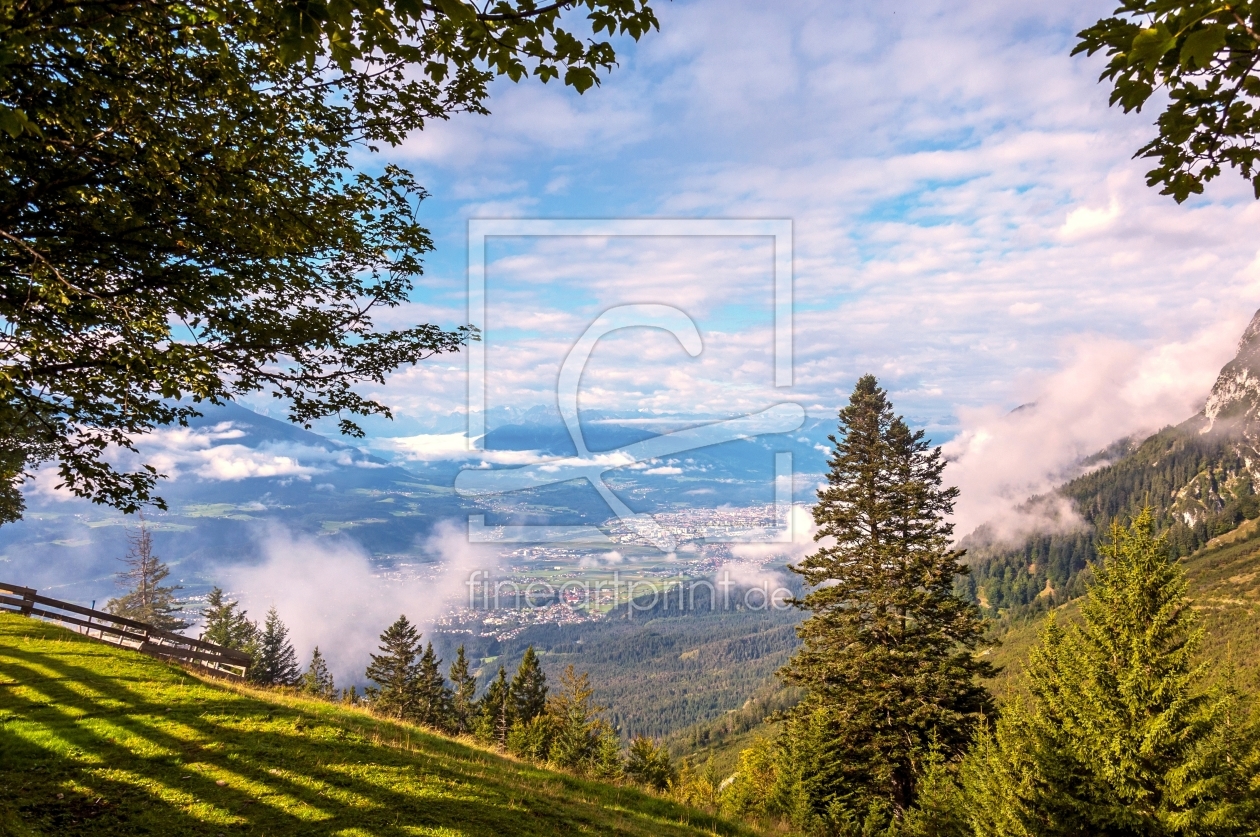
<box><xmin>984</xmin><ymin>527</ymin><xmax>1260</xmax><ymax>699</ymax></box>
<box><xmin>0</xmin><ymin>615</ymin><xmax>752</xmax><ymax>837</ymax></box>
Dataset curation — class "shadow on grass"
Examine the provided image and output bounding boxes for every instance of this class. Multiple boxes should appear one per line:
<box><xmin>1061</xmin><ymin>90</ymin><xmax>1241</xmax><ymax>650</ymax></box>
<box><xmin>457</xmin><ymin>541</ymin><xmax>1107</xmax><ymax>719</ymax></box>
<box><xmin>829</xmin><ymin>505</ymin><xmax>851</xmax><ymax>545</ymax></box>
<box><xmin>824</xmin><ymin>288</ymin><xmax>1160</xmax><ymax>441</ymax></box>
<box><xmin>0</xmin><ymin>621</ymin><xmax>747</xmax><ymax>837</ymax></box>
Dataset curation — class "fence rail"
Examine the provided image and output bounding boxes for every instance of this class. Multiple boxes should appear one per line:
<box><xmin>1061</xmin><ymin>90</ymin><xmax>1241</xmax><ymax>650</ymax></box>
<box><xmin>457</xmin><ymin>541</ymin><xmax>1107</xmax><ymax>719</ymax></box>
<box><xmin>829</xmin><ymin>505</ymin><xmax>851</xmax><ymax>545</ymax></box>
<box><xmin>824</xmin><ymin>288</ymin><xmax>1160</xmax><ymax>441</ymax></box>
<box><xmin>0</xmin><ymin>582</ymin><xmax>250</xmax><ymax>679</ymax></box>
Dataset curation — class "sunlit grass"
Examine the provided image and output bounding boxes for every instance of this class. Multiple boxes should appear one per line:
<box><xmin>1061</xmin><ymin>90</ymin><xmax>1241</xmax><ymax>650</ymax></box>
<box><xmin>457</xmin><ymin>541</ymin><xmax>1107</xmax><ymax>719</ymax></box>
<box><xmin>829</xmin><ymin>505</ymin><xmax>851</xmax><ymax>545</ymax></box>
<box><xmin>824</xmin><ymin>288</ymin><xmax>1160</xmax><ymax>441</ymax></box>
<box><xmin>0</xmin><ymin>614</ymin><xmax>750</xmax><ymax>836</ymax></box>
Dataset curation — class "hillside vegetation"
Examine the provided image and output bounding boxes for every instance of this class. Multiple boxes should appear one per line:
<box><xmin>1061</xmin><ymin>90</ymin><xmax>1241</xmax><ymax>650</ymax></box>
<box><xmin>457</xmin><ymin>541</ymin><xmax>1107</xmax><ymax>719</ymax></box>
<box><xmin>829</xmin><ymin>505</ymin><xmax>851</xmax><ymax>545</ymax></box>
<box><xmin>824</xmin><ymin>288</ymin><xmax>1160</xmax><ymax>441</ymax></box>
<box><xmin>0</xmin><ymin>614</ymin><xmax>751</xmax><ymax>837</ymax></box>
<box><xmin>984</xmin><ymin>517</ymin><xmax>1260</xmax><ymax>700</ymax></box>
<box><xmin>963</xmin><ymin>421</ymin><xmax>1260</xmax><ymax>621</ymax></box>
<box><xmin>965</xmin><ymin>309</ymin><xmax>1260</xmax><ymax>624</ymax></box>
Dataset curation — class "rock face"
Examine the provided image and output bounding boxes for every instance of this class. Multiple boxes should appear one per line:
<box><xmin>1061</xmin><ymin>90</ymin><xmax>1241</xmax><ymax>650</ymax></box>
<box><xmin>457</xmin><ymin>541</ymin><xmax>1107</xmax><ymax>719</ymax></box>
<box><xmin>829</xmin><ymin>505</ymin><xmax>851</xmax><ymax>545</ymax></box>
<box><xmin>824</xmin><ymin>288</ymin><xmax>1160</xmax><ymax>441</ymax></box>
<box><xmin>964</xmin><ymin>310</ymin><xmax>1260</xmax><ymax>618</ymax></box>
<box><xmin>1204</xmin><ymin>308</ymin><xmax>1260</xmax><ymax>431</ymax></box>
<box><xmin>1169</xmin><ymin>309</ymin><xmax>1260</xmax><ymax>526</ymax></box>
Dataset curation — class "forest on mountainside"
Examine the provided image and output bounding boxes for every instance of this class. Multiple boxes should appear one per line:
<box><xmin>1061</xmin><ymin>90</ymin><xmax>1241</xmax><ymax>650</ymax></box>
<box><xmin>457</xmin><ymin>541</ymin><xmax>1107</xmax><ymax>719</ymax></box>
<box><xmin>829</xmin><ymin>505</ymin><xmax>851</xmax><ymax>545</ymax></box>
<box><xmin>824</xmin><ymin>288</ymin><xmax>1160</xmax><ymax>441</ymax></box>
<box><xmin>437</xmin><ymin>602</ymin><xmax>802</xmax><ymax>741</ymax></box>
<box><xmin>962</xmin><ymin>419</ymin><xmax>1260</xmax><ymax>620</ymax></box>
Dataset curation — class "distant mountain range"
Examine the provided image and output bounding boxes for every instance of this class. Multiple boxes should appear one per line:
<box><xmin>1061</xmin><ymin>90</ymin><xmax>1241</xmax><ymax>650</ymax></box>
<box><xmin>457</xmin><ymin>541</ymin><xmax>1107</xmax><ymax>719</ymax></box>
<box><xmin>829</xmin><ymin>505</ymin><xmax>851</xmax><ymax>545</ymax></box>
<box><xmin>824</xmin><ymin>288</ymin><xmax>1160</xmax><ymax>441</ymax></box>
<box><xmin>0</xmin><ymin>400</ymin><xmax>838</xmax><ymax>601</ymax></box>
<box><xmin>963</xmin><ymin>309</ymin><xmax>1260</xmax><ymax>619</ymax></box>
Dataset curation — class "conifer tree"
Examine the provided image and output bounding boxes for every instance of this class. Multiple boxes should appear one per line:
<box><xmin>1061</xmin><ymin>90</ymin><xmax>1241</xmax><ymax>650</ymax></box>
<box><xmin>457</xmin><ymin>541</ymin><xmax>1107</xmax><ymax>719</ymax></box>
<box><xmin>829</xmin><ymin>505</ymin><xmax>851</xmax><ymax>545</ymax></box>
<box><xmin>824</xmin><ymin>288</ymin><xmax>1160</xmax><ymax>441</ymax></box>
<box><xmin>200</xmin><ymin>587</ymin><xmax>258</xmax><ymax>652</ymax></box>
<box><xmin>781</xmin><ymin>374</ymin><xmax>992</xmax><ymax>823</ymax></box>
<box><xmin>364</xmin><ymin>614</ymin><xmax>421</xmax><ymax>721</ymax></box>
<box><xmin>476</xmin><ymin>666</ymin><xmax>512</xmax><ymax>748</ymax></box>
<box><xmin>414</xmin><ymin>641</ymin><xmax>453</xmax><ymax>731</ymax></box>
<box><xmin>548</xmin><ymin>665</ymin><xmax>604</xmax><ymax>772</ymax></box>
<box><xmin>963</xmin><ymin>511</ymin><xmax>1260</xmax><ymax>835</ymax></box>
<box><xmin>448</xmin><ymin>645</ymin><xmax>478</xmax><ymax>734</ymax></box>
<box><xmin>302</xmin><ymin>646</ymin><xmax>336</xmax><ymax>700</ymax></box>
<box><xmin>251</xmin><ymin>606</ymin><xmax>301</xmax><ymax>686</ymax></box>
<box><xmin>510</xmin><ymin>645</ymin><xmax>548</xmax><ymax>725</ymax></box>
<box><xmin>591</xmin><ymin>723</ymin><xmax>624</xmax><ymax>781</ymax></box>
<box><xmin>625</xmin><ymin>735</ymin><xmax>675</xmax><ymax>791</ymax></box>
<box><xmin>105</xmin><ymin>517</ymin><xmax>188</xmax><ymax>630</ymax></box>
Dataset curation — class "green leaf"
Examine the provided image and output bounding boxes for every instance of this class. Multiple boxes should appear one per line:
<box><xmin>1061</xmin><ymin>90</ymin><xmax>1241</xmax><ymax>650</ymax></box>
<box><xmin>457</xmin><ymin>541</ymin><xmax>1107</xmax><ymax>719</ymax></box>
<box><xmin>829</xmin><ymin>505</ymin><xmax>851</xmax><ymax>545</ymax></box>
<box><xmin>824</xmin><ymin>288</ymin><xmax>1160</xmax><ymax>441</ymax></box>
<box><xmin>0</xmin><ymin>106</ymin><xmax>39</xmax><ymax>138</ymax></box>
<box><xmin>1130</xmin><ymin>24</ymin><xmax>1176</xmax><ymax>70</ymax></box>
<box><xmin>429</xmin><ymin>0</ymin><xmax>476</xmax><ymax>24</ymax></box>
<box><xmin>1179</xmin><ymin>24</ymin><xmax>1228</xmax><ymax>70</ymax></box>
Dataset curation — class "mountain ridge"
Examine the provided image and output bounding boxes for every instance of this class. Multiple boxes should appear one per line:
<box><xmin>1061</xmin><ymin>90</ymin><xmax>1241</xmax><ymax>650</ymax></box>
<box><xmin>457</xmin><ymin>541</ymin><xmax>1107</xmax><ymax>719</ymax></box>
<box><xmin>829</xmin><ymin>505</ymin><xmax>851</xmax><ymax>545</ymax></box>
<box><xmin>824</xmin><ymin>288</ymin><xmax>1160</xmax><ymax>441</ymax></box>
<box><xmin>962</xmin><ymin>310</ymin><xmax>1260</xmax><ymax>618</ymax></box>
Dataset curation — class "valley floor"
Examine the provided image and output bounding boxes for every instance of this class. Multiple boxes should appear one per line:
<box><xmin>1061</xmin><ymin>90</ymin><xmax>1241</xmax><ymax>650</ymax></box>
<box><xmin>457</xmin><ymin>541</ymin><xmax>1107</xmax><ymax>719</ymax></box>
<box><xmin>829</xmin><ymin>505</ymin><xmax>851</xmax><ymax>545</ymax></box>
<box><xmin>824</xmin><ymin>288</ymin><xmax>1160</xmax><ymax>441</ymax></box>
<box><xmin>0</xmin><ymin>615</ymin><xmax>752</xmax><ymax>837</ymax></box>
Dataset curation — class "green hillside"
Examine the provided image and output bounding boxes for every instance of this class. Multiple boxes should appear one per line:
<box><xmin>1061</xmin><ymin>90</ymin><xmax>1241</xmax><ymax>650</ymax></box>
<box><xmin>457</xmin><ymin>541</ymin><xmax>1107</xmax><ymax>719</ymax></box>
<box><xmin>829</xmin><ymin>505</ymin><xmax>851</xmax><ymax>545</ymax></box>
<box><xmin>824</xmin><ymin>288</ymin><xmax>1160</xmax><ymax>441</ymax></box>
<box><xmin>964</xmin><ymin>310</ymin><xmax>1260</xmax><ymax>624</ymax></box>
<box><xmin>985</xmin><ymin>522</ymin><xmax>1260</xmax><ymax>700</ymax></box>
<box><xmin>0</xmin><ymin>614</ymin><xmax>751</xmax><ymax>837</ymax></box>
<box><xmin>962</xmin><ymin>419</ymin><xmax>1260</xmax><ymax>622</ymax></box>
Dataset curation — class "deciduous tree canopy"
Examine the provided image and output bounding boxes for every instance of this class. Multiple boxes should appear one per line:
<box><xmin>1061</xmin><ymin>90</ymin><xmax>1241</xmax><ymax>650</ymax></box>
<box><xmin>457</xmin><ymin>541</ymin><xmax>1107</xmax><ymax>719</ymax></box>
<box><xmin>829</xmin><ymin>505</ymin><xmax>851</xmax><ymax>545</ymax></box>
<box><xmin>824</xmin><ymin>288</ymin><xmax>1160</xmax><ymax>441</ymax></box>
<box><xmin>0</xmin><ymin>0</ymin><xmax>656</xmax><ymax>521</ymax></box>
<box><xmin>1076</xmin><ymin>1</ymin><xmax>1260</xmax><ymax>201</ymax></box>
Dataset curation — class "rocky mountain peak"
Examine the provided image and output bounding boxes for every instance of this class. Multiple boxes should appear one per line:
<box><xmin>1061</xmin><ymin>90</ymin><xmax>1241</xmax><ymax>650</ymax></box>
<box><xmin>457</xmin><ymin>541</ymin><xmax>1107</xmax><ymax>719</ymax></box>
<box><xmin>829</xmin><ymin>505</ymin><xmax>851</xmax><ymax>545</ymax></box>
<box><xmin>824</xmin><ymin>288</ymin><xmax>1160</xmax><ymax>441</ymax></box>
<box><xmin>1203</xmin><ymin>308</ymin><xmax>1260</xmax><ymax>431</ymax></box>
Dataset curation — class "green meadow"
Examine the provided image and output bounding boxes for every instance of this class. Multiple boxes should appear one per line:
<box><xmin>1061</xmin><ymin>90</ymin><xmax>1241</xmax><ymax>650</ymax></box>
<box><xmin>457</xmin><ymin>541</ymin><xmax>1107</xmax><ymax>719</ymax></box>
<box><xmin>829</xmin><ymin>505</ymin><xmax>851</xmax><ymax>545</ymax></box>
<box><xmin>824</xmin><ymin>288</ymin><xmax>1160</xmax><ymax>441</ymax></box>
<box><xmin>0</xmin><ymin>615</ymin><xmax>752</xmax><ymax>837</ymax></box>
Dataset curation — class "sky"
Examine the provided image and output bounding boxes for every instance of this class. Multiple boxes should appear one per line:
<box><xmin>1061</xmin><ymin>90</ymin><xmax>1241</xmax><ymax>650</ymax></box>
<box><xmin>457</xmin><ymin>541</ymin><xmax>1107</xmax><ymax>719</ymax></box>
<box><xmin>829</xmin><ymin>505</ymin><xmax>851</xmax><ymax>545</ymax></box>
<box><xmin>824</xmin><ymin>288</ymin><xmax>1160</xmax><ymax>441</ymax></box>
<box><xmin>313</xmin><ymin>1</ymin><xmax>1258</xmax><ymax>430</ymax></box>
<box><xmin>17</xmin><ymin>0</ymin><xmax>1260</xmax><ymax>621</ymax></box>
<box><xmin>31</xmin><ymin>0</ymin><xmax>1246</xmax><ymax>543</ymax></box>
<box><xmin>257</xmin><ymin>0</ymin><xmax>1260</xmax><ymax>530</ymax></box>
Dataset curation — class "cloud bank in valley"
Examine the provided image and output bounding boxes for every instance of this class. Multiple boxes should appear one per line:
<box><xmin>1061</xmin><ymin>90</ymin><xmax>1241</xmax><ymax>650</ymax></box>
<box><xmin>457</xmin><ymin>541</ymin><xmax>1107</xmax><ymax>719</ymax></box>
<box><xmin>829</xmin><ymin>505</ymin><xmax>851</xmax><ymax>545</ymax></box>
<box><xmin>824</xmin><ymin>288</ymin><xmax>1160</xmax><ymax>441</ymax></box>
<box><xmin>217</xmin><ymin>521</ymin><xmax>502</xmax><ymax>686</ymax></box>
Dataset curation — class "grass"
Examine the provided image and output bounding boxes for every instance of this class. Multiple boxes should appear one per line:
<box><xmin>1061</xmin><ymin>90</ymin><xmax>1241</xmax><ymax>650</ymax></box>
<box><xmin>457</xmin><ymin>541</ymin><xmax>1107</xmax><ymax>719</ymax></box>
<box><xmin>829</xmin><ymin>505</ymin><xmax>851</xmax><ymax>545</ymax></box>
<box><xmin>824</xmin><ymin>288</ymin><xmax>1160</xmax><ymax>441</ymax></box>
<box><xmin>0</xmin><ymin>614</ymin><xmax>754</xmax><ymax>837</ymax></box>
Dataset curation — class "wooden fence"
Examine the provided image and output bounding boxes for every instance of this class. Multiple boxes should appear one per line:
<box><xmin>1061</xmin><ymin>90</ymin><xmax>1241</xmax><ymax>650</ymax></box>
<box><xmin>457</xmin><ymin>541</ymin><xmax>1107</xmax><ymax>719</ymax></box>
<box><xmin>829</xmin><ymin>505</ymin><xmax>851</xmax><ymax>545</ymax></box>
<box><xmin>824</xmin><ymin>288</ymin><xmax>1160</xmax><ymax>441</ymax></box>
<box><xmin>0</xmin><ymin>582</ymin><xmax>251</xmax><ymax>679</ymax></box>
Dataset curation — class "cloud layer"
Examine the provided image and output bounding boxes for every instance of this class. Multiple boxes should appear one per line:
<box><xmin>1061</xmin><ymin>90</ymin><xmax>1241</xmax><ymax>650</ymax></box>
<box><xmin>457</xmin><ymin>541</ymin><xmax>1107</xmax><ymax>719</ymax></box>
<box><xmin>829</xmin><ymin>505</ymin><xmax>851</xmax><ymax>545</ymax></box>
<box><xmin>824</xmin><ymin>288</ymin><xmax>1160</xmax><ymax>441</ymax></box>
<box><xmin>219</xmin><ymin>522</ymin><xmax>502</xmax><ymax>686</ymax></box>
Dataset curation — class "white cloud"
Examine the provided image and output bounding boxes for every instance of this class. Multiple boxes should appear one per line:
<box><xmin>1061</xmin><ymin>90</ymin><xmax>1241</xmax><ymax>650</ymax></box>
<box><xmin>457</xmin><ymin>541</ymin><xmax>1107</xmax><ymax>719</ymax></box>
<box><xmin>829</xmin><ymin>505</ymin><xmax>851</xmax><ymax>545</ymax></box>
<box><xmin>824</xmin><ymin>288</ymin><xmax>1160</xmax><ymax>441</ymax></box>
<box><xmin>372</xmin><ymin>432</ymin><xmax>546</xmax><ymax>465</ymax></box>
<box><xmin>943</xmin><ymin>320</ymin><xmax>1244</xmax><ymax>541</ymax></box>
<box><xmin>122</xmin><ymin>423</ymin><xmax>366</xmax><ymax>482</ymax></box>
<box><xmin>220</xmin><ymin>521</ymin><xmax>503</xmax><ymax>686</ymax></box>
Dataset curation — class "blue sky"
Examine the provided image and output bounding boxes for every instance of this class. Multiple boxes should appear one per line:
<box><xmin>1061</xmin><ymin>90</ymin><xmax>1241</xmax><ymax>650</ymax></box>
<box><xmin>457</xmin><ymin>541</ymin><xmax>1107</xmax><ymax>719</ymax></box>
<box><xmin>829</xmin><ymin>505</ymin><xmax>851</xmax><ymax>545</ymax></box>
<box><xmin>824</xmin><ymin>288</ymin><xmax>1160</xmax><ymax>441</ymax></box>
<box><xmin>262</xmin><ymin>0</ymin><xmax>1260</xmax><ymax>529</ymax></box>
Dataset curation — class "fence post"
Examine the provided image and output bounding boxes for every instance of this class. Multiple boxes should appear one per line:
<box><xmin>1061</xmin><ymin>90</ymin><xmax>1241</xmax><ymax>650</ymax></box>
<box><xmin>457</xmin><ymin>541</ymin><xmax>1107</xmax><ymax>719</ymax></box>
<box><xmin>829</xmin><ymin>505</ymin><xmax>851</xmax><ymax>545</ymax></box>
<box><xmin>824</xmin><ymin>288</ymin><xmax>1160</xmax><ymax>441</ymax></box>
<box><xmin>19</xmin><ymin>588</ymin><xmax>35</xmax><ymax>616</ymax></box>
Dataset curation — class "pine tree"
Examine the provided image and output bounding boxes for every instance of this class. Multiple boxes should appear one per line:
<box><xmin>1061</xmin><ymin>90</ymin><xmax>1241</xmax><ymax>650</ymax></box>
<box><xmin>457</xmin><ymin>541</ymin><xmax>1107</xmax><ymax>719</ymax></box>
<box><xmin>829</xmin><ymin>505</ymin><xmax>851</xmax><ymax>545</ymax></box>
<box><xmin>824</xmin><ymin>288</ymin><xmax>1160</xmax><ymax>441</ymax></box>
<box><xmin>475</xmin><ymin>666</ymin><xmax>512</xmax><ymax>748</ymax></box>
<box><xmin>963</xmin><ymin>510</ymin><xmax>1260</xmax><ymax>835</ymax></box>
<box><xmin>364</xmin><ymin>615</ymin><xmax>421</xmax><ymax>720</ymax></box>
<box><xmin>507</xmin><ymin>713</ymin><xmax>559</xmax><ymax>763</ymax></box>
<box><xmin>448</xmin><ymin>645</ymin><xmax>478</xmax><ymax>734</ymax></box>
<box><xmin>251</xmin><ymin>606</ymin><xmax>301</xmax><ymax>686</ymax></box>
<box><xmin>414</xmin><ymin>641</ymin><xmax>453</xmax><ymax>730</ymax></box>
<box><xmin>781</xmin><ymin>374</ymin><xmax>993</xmax><ymax>823</ymax></box>
<box><xmin>510</xmin><ymin>645</ymin><xmax>548</xmax><ymax>725</ymax></box>
<box><xmin>200</xmin><ymin>587</ymin><xmax>258</xmax><ymax>652</ymax></box>
<box><xmin>625</xmin><ymin>735</ymin><xmax>674</xmax><ymax>791</ymax></box>
<box><xmin>105</xmin><ymin>516</ymin><xmax>188</xmax><ymax>630</ymax></box>
<box><xmin>590</xmin><ymin>722</ymin><xmax>624</xmax><ymax>781</ymax></box>
<box><xmin>301</xmin><ymin>646</ymin><xmax>336</xmax><ymax>699</ymax></box>
<box><xmin>548</xmin><ymin>664</ymin><xmax>603</xmax><ymax>772</ymax></box>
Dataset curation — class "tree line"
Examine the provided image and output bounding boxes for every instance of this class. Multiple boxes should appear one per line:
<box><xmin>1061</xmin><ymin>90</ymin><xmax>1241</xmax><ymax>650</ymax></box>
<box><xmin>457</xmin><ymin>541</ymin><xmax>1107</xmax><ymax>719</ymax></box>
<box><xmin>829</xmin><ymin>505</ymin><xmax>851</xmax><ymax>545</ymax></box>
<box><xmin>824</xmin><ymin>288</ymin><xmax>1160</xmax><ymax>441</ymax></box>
<box><xmin>964</xmin><ymin>420</ymin><xmax>1260</xmax><ymax>624</ymax></box>
<box><xmin>670</xmin><ymin>376</ymin><xmax>1260</xmax><ymax>836</ymax></box>
<box><xmin>100</xmin><ymin>525</ymin><xmax>689</xmax><ymax>792</ymax></box>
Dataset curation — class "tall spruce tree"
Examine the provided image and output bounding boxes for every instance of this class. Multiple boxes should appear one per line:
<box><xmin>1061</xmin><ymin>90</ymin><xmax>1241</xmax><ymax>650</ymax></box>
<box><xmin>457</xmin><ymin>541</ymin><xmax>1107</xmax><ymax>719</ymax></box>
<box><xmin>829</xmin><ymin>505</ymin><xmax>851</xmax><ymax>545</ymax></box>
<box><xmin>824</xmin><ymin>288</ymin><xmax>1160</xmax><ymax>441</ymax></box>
<box><xmin>364</xmin><ymin>615</ymin><xmax>421</xmax><ymax>720</ymax></box>
<box><xmin>200</xmin><ymin>587</ymin><xmax>258</xmax><ymax>652</ymax></box>
<box><xmin>781</xmin><ymin>374</ymin><xmax>992</xmax><ymax>824</ymax></box>
<box><xmin>449</xmin><ymin>646</ymin><xmax>478</xmax><ymax>734</ymax></box>
<box><xmin>301</xmin><ymin>646</ymin><xmax>336</xmax><ymax>700</ymax></box>
<box><xmin>476</xmin><ymin>666</ymin><xmax>512</xmax><ymax>748</ymax></box>
<box><xmin>105</xmin><ymin>517</ymin><xmax>187</xmax><ymax>630</ymax></box>
<box><xmin>252</xmin><ymin>606</ymin><xmax>301</xmax><ymax>686</ymax></box>
<box><xmin>511</xmin><ymin>646</ymin><xmax>548</xmax><ymax>725</ymax></box>
<box><xmin>963</xmin><ymin>510</ymin><xmax>1260</xmax><ymax>835</ymax></box>
<box><xmin>414</xmin><ymin>642</ymin><xmax>453</xmax><ymax>731</ymax></box>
